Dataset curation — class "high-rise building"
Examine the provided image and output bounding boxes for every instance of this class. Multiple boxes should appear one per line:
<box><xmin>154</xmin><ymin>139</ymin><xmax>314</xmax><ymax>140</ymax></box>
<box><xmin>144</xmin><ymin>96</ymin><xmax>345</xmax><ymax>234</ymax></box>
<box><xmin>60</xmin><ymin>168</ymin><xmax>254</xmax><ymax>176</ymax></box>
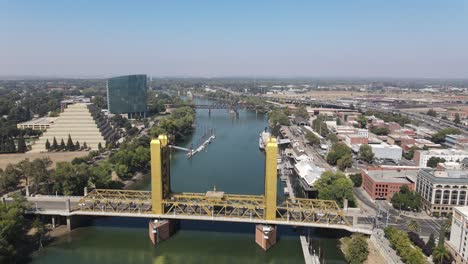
<box><xmin>447</xmin><ymin>206</ymin><xmax>468</xmax><ymax>263</ymax></box>
<box><xmin>107</xmin><ymin>74</ymin><xmax>147</xmax><ymax>118</ymax></box>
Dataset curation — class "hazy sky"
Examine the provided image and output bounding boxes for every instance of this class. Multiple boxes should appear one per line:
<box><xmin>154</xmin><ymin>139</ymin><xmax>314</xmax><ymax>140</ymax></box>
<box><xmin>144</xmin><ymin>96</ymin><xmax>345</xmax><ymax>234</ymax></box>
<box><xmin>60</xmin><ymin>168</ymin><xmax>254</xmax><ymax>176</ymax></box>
<box><xmin>1</xmin><ymin>0</ymin><xmax>467</xmax><ymax>78</ymax></box>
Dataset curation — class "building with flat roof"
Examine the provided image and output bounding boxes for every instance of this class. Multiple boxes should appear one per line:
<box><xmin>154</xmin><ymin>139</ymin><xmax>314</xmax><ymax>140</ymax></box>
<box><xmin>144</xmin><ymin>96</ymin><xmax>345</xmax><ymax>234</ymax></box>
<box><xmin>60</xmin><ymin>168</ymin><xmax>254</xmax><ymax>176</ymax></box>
<box><xmin>107</xmin><ymin>74</ymin><xmax>147</xmax><ymax>118</ymax></box>
<box><xmin>17</xmin><ymin>117</ymin><xmax>57</xmax><ymax>131</ymax></box>
<box><xmin>361</xmin><ymin>168</ymin><xmax>416</xmax><ymax>201</ymax></box>
<box><xmin>416</xmin><ymin>168</ymin><xmax>468</xmax><ymax>216</ymax></box>
<box><xmin>414</xmin><ymin>149</ymin><xmax>468</xmax><ymax>167</ymax></box>
<box><xmin>447</xmin><ymin>206</ymin><xmax>468</xmax><ymax>263</ymax></box>
<box><xmin>370</xmin><ymin>143</ymin><xmax>402</xmax><ymax>161</ymax></box>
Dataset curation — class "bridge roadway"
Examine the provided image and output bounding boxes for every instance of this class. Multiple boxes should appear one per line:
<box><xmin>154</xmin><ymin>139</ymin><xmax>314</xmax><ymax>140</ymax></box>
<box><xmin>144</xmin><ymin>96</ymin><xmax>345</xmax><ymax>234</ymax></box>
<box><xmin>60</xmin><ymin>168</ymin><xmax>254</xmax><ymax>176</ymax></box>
<box><xmin>10</xmin><ymin>192</ymin><xmax>373</xmax><ymax>235</ymax></box>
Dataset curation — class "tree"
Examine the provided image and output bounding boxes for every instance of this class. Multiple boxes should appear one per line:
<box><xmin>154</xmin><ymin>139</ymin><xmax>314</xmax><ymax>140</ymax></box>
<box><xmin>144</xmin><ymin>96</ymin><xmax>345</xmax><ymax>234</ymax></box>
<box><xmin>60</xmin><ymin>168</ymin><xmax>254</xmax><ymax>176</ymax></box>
<box><xmin>337</xmin><ymin>154</ymin><xmax>353</xmax><ymax>171</ymax></box>
<box><xmin>52</xmin><ymin>162</ymin><xmax>89</xmax><ymax>195</ymax></box>
<box><xmin>384</xmin><ymin>226</ymin><xmax>425</xmax><ymax>264</ymax></box>
<box><xmin>45</xmin><ymin>139</ymin><xmax>51</xmax><ymax>151</ymax></box>
<box><xmin>295</xmin><ymin>106</ymin><xmax>309</xmax><ymax>119</ymax></box>
<box><xmin>17</xmin><ymin>136</ymin><xmax>27</xmax><ymax>153</ymax></box>
<box><xmin>431</xmin><ymin>128</ymin><xmax>461</xmax><ymax>143</ymax></box>
<box><xmin>432</xmin><ymin>245</ymin><xmax>450</xmax><ymax>264</ymax></box>
<box><xmin>52</xmin><ymin>137</ymin><xmax>58</xmax><ymax>150</ymax></box>
<box><xmin>92</xmin><ymin>95</ymin><xmax>107</xmax><ymax>109</ymax></box>
<box><xmin>423</xmin><ymin>233</ymin><xmax>436</xmax><ymax>256</ymax></box>
<box><xmin>358</xmin><ymin>144</ymin><xmax>374</xmax><ymax>163</ymax></box>
<box><xmin>326</xmin><ymin>133</ymin><xmax>339</xmax><ymax>144</ymax></box>
<box><xmin>305</xmin><ymin>131</ymin><xmax>320</xmax><ymax>145</ymax></box>
<box><xmin>391</xmin><ymin>185</ymin><xmax>422</xmax><ymax>212</ymax></box>
<box><xmin>268</xmin><ymin>109</ymin><xmax>289</xmax><ymax>136</ymax></box>
<box><xmin>427</xmin><ymin>109</ymin><xmax>437</xmax><ymax>117</ymax></box>
<box><xmin>314</xmin><ymin>171</ymin><xmax>355</xmax><ymax>207</ymax></box>
<box><xmin>403</xmin><ymin>146</ymin><xmax>420</xmax><ymax>160</ymax></box>
<box><xmin>98</xmin><ymin>142</ymin><xmax>103</xmax><ymax>151</ymax></box>
<box><xmin>357</xmin><ymin>116</ymin><xmax>367</xmax><ymax>128</ymax></box>
<box><xmin>83</xmin><ymin>142</ymin><xmax>88</xmax><ymax>150</ymax></box>
<box><xmin>0</xmin><ymin>165</ymin><xmax>21</xmax><ymax>193</ymax></box>
<box><xmin>454</xmin><ymin>113</ymin><xmax>461</xmax><ymax>124</ymax></box>
<box><xmin>370</xmin><ymin>126</ymin><xmax>390</xmax><ymax>136</ymax></box>
<box><xmin>342</xmin><ymin>234</ymin><xmax>369</xmax><ymax>264</ymax></box>
<box><xmin>66</xmin><ymin>134</ymin><xmax>74</xmax><ymax>151</ymax></box>
<box><xmin>75</xmin><ymin>141</ymin><xmax>80</xmax><ymax>150</ymax></box>
<box><xmin>427</xmin><ymin>157</ymin><xmax>446</xmax><ymax>168</ymax></box>
<box><xmin>349</xmin><ymin>173</ymin><xmax>362</xmax><ymax>187</ymax></box>
<box><xmin>0</xmin><ymin>196</ymin><xmax>28</xmax><ymax>262</ymax></box>
<box><xmin>59</xmin><ymin>139</ymin><xmax>66</xmax><ymax>150</ymax></box>
<box><xmin>32</xmin><ymin>217</ymin><xmax>48</xmax><ymax>250</ymax></box>
<box><xmin>326</xmin><ymin>143</ymin><xmax>351</xmax><ymax>166</ymax></box>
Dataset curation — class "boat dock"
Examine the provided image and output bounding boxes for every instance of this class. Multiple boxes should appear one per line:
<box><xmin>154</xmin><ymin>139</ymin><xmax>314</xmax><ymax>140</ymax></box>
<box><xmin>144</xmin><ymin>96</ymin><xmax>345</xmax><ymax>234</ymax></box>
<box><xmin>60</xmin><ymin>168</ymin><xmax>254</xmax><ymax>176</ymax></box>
<box><xmin>300</xmin><ymin>236</ymin><xmax>321</xmax><ymax>264</ymax></box>
<box><xmin>188</xmin><ymin>135</ymin><xmax>216</xmax><ymax>158</ymax></box>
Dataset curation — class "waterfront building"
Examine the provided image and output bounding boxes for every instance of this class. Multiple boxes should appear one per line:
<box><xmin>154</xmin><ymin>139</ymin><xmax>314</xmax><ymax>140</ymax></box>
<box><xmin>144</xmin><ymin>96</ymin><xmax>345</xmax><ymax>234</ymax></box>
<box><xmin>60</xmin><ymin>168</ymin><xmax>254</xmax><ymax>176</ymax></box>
<box><xmin>416</xmin><ymin>168</ymin><xmax>468</xmax><ymax>216</ymax></box>
<box><xmin>31</xmin><ymin>103</ymin><xmax>118</xmax><ymax>152</ymax></box>
<box><xmin>361</xmin><ymin>168</ymin><xmax>416</xmax><ymax>201</ymax></box>
<box><xmin>447</xmin><ymin>206</ymin><xmax>468</xmax><ymax>263</ymax></box>
<box><xmin>107</xmin><ymin>74</ymin><xmax>147</xmax><ymax>118</ymax></box>
<box><xmin>293</xmin><ymin>160</ymin><xmax>324</xmax><ymax>198</ymax></box>
<box><xmin>413</xmin><ymin>149</ymin><xmax>468</xmax><ymax>167</ymax></box>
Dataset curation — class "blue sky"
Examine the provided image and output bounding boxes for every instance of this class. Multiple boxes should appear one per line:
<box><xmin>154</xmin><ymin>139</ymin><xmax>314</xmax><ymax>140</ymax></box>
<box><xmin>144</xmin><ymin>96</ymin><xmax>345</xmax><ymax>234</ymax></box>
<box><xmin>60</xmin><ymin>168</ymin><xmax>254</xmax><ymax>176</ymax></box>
<box><xmin>1</xmin><ymin>0</ymin><xmax>467</xmax><ymax>78</ymax></box>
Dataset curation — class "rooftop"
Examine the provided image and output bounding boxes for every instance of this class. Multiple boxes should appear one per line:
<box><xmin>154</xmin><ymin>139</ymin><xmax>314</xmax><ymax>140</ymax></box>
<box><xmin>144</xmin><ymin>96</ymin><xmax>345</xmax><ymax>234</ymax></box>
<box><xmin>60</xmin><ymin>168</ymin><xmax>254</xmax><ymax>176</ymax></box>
<box><xmin>366</xmin><ymin>169</ymin><xmax>417</xmax><ymax>184</ymax></box>
<box><xmin>421</xmin><ymin>148</ymin><xmax>468</xmax><ymax>155</ymax></box>
<box><xmin>454</xmin><ymin>206</ymin><xmax>468</xmax><ymax>218</ymax></box>
<box><xmin>294</xmin><ymin>160</ymin><xmax>324</xmax><ymax>187</ymax></box>
<box><xmin>17</xmin><ymin>117</ymin><xmax>57</xmax><ymax>126</ymax></box>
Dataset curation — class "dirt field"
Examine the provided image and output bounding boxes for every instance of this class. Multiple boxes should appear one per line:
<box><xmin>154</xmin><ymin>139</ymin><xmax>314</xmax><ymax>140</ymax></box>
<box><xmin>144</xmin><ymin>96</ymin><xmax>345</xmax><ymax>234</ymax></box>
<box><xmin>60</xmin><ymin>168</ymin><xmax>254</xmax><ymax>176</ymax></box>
<box><xmin>0</xmin><ymin>151</ymin><xmax>89</xmax><ymax>169</ymax></box>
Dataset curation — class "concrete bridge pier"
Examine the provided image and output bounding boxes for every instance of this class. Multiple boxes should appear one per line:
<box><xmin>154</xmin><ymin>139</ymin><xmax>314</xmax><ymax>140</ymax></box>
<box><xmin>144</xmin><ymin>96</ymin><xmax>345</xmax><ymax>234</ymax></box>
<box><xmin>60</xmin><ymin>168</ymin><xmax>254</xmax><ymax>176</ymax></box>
<box><xmin>66</xmin><ymin>215</ymin><xmax>92</xmax><ymax>232</ymax></box>
<box><xmin>255</xmin><ymin>224</ymin><xmax>277</xmax><ymax>251</ymax></box>
<box><xmin>148</xmin><ymin>219</ymin><xmax>178</xmax><ymax>246</ymax></box>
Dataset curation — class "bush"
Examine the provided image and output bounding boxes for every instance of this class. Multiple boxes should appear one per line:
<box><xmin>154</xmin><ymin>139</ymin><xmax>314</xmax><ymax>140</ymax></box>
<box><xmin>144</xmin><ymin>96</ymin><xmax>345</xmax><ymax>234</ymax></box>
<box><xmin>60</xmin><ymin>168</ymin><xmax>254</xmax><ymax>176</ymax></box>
<box><xmin>342</xmin><ymin>234</ymin><xmax>369</xmax><ymax>264</ymax></box>
<box><xmin>350</xmin><ymin>173</ymin><xmax>362</xmax><ymax>187</ymax></box>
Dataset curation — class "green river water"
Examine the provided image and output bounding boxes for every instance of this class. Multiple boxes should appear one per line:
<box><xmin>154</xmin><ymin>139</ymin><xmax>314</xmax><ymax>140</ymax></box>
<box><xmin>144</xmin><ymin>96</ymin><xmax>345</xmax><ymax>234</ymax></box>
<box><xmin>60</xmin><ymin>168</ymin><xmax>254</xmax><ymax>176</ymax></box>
<box><xmin>31</xmin><ymin>98</ymin><xmax>346</xmax><ymax>264</ymax></box>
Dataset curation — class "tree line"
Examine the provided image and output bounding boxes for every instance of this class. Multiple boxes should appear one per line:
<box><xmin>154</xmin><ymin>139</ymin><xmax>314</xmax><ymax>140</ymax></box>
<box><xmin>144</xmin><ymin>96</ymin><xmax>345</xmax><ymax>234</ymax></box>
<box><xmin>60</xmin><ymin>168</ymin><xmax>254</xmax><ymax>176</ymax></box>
<box><xmin>44</xmin><ymin>135</ymin><xmax>91</xmax><ymax>152</ymax></box>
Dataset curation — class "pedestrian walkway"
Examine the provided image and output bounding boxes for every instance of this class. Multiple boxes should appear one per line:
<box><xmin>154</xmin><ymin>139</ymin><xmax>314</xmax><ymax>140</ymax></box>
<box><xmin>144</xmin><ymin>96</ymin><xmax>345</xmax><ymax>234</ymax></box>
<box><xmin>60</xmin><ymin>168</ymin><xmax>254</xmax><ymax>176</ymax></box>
<box><xmin>370</xmin><ymin>230</ymin><xmax>403</xmax><ymax>264</ymax></box>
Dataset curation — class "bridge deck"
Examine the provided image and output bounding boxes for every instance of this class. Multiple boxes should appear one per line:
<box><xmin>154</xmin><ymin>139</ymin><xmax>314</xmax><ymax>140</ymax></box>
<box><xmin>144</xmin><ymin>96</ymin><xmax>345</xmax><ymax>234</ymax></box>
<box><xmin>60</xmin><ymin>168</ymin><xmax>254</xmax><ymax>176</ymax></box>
<box><xmin>70</xmin><ymin>189</ymin><xmax>353</xmax><ymax>228</ymax></box>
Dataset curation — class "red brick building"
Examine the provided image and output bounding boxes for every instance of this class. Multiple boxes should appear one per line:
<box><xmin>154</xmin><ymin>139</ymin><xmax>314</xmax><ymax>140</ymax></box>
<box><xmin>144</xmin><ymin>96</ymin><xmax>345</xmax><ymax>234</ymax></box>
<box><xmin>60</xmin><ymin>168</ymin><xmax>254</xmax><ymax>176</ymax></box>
<box><xmin>361</xmin><ymin>167</ymin><xmax>417</xmax><ymax>201</ymax></box>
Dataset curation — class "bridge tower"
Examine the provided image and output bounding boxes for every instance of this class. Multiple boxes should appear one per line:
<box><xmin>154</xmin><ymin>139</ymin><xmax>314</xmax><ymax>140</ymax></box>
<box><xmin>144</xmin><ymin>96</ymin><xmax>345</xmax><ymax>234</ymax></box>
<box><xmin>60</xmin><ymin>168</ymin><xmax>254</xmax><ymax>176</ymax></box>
<box><xmin>264</xmin><ymin>137</ymin><xmax>278</xmax><ymax>220</ymax></box>
<box><xmin>256</xmin><ymin>137</ymin><xmax>278</xmax><ymax>251</ymax></box>
<box><xmin>150</xmin><ymin>135</ymin><xmax>171</xmax><ymax>214</ymax></box>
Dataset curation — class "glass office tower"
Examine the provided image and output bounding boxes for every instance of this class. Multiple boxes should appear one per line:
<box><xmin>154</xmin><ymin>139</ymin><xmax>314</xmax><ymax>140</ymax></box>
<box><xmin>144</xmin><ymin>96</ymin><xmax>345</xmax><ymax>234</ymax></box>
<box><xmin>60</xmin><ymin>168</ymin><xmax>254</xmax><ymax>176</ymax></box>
<box><xmin>107</xmin><ymin>74</ymin><xmax>147</xmax><ymax>118</ymax></box>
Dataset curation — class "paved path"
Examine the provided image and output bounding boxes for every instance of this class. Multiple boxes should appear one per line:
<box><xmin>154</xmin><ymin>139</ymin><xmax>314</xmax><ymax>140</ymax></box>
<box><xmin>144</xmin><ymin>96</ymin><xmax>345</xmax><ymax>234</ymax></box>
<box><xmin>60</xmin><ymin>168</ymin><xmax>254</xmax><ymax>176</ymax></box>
<box><xmin>371</xmin><ymin>230</ymin><xmax>403</xmax><ymax>264</ymax></box>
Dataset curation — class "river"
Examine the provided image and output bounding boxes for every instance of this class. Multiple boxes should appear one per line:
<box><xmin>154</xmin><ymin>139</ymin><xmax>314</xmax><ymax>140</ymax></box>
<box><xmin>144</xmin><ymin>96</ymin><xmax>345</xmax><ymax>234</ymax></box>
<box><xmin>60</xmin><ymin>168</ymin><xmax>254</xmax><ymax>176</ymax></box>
<box><xmin>31</xmin><ymin>98</ymin><xmax>346</xmax><ymax>264</ymax></box>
